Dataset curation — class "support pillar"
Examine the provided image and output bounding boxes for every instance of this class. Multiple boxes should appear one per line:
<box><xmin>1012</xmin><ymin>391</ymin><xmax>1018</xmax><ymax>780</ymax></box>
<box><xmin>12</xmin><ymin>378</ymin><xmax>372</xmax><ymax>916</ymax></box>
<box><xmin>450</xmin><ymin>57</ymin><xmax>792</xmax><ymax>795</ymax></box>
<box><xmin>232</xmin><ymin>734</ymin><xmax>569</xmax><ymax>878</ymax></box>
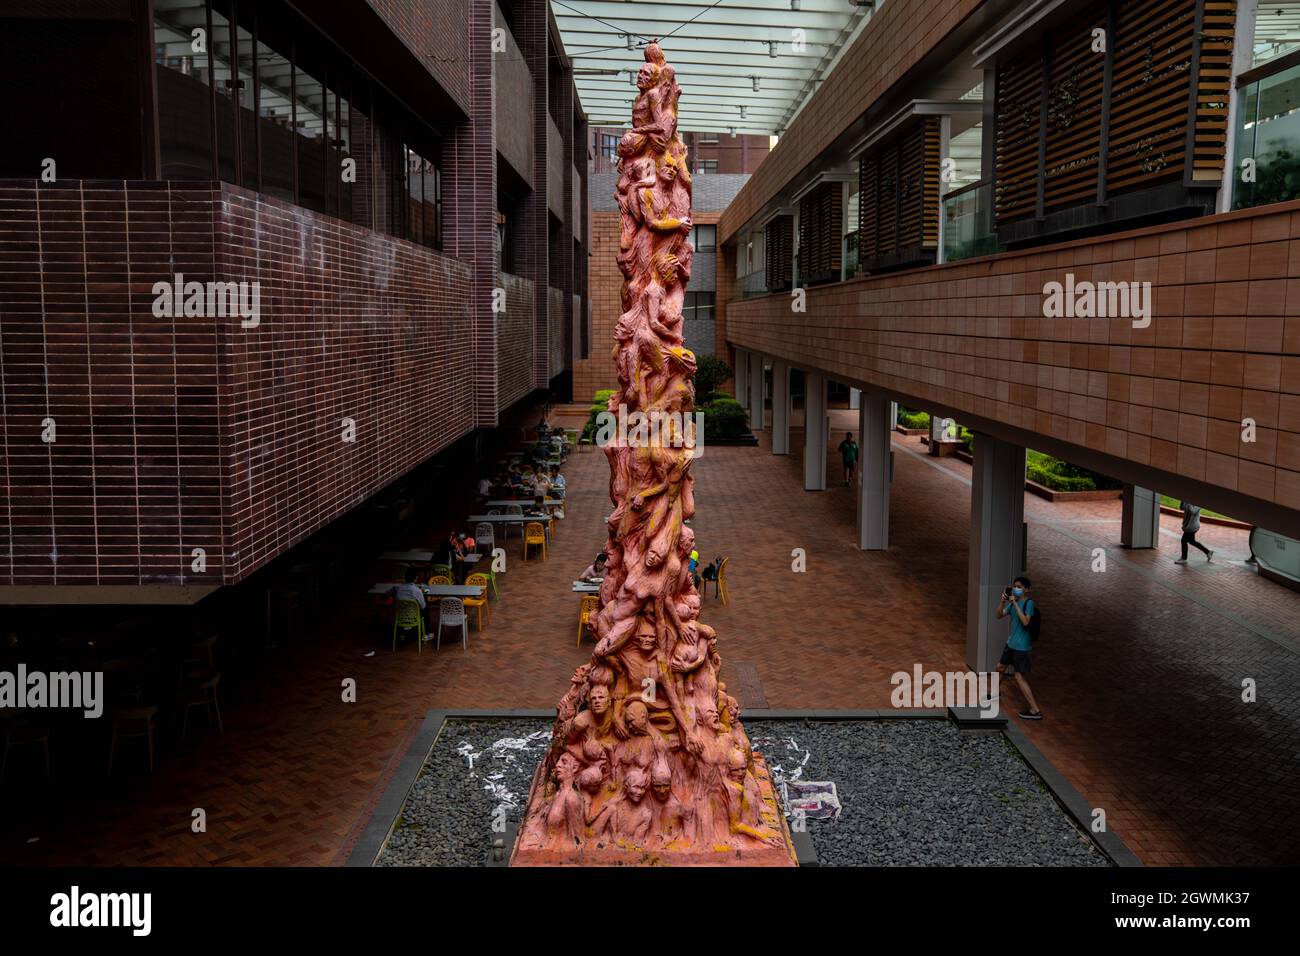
<box><xmin>749</xmin><ymin>351</ymin><xmax>765</xmax><ymax>431</ymax></box>
<box><xmin>1121</xmin><ymin>484</ymin><xmax>1161</xmax><ymax>549</ymax></box>
<box><xmin>803</xmin><ymin>372</ymin><xmax>827</xmax><ymax>491</ymax></box>
<box><xmin>848</xmin><ymin>387</ymin><xmax>861</xmax><ymax>410</ymax></box>
<box><xmin>890</xmin><ymin>400</ymin><xmax>898</xmax><ymax>429</ymax></box>
<box><xmin>857</xmin><ymin>392</ymin><xmax>891</xmax><ymax>550</ymax></box>
<box><xmin>772</xmin><ymin>360</ymin><xmax>791</xmax><ymax>455</ymax></box>
<box><xmin>735</xmin><ymin>348</ymin><xmax>749</xmax><ymax>408</ymax></box>
<box><xmin>966</xmin><ymin>434</ymin><xmax>1026</xmax><ymax>673</ymax></box>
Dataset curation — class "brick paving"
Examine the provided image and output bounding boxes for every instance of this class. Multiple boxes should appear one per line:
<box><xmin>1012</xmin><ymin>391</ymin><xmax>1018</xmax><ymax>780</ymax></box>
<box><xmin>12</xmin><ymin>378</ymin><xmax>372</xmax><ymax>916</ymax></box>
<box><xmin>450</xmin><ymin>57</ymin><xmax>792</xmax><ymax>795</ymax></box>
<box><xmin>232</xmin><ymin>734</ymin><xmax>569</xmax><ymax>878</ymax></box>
<box><xmin>4</xmin><ymin>404</ymin><xmax>1299</xmax><ymax>865</ymax></box>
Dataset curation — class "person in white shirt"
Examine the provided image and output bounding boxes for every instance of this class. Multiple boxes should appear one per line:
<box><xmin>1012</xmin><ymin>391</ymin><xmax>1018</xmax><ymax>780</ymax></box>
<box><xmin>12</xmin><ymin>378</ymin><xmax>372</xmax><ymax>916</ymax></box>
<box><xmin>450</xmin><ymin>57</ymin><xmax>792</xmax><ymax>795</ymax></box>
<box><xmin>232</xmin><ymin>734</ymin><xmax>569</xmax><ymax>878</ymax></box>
<box><xmin>476</xmin><ymin>476</ymin><xmax>492</xmax><ymax>498</ymax></box>
<box><xmin>549</xmin><ymin>467</ymin><xmax>566</xmax><ymax>499</ymax></box>
<box><xmin>579</xmin><ymin>553</ymin><xmax>607</xmax><ymax>582</ymax></box>
<box><xmin>389</xmin><ymin>567</ymin><xmax>427</xmax><ymax>610</ymax></box>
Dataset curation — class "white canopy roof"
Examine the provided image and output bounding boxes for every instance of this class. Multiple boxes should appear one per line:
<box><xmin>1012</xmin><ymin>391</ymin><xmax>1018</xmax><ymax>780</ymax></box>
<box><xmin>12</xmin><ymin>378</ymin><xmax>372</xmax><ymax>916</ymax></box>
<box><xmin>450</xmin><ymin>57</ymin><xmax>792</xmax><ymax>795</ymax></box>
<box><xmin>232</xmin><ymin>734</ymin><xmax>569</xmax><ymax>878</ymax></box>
<box><xmin>554</xmin><ymin>0</ymin><xmax>875</xmax><ymax>136</ymax></box>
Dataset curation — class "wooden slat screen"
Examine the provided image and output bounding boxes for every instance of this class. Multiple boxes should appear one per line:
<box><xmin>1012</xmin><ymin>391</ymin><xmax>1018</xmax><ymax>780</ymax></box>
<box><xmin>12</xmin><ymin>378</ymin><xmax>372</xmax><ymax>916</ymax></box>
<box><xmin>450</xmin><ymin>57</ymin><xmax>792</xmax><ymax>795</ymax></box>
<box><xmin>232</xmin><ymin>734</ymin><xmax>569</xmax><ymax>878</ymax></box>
<box><xmin>764</xmin><ymin>214</ymin><xmax>794</xmax><ymax>291</ymax></box>
<box><xmin>798</xmin><ymin>181</ymin><xmax>843</xmax><ymax>283</ymax></box>
<box><xmin>858</xmin><ymin>116</ymin><xmax>940</xmax><ymax>263</ymax></box>
<box><xmin>993</xmin><ymin>0</ymin><xmax>1236</xmax><ymax>225</ymax></box>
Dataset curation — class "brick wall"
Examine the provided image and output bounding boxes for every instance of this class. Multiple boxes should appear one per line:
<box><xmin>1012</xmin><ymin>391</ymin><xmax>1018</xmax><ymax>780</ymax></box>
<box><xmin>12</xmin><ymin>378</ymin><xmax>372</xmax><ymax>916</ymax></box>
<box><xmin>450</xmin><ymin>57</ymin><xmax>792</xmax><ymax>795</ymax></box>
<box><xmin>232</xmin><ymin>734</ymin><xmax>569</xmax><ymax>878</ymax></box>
<box><xmin>497</xmin><ymin>271</ymin><xmax>536</xmax><ymax>411</ymax></box>
<box><xmin>365</xmin><ymin>0</ymin><xmax>472</xmax><ymax>114</ymax></box>
<box><xmin>725</xmin><ymin>199</ymin><xmax>1300</xmax><ymax>533</ymax></box>
<box><xmin>0</xmin><ymin>179</ymin><xmax>478</xmax><ymax>588</ymax></box>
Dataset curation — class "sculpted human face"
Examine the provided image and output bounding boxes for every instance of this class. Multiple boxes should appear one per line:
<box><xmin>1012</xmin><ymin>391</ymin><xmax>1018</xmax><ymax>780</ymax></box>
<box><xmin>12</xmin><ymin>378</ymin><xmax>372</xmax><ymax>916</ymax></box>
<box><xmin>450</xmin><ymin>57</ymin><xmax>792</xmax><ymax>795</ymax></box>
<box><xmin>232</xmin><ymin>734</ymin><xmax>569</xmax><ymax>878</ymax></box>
<box><xmin>635</xmin><ymin>624</ymin><xmax>657</xmax><ymax>653</ymax></box>
<box><xmin>626</xmin><ymin>776</ymin><xmax>647</xmax><ymax>803</ymax></box>
<box><xmin>637</xmin><ymin>63</ymin><xmax>658</xmax><ymax>90</ymax></box>
<box><xmin>652</xmin><ymin>781</ymin><xmax>671</xmax><ymax>802</ymax></box>
<box><xmin>589</xmin><ymin>685</ymin><xmax>610</xmax><ymax>716</ymax></box>
<box><xmin>626</xmin><ymin>703</ymin><xmax>649</xmax><ymax>734</ymax></box>
<box><xmin>703</xmin><ymin>702</ymin><xmax>721</xmax><ymax>731</ymax></box>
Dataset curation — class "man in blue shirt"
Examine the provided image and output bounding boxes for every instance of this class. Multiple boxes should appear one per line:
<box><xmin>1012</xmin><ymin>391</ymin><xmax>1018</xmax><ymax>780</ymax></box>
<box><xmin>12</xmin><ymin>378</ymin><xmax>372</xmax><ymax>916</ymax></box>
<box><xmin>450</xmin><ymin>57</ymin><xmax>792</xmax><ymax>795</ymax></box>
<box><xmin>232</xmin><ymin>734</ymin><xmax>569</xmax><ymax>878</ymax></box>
<box><xmin>995</xmin><ymin>575</ymin><xmax>1042</xmax><ymax>720</ymax></box>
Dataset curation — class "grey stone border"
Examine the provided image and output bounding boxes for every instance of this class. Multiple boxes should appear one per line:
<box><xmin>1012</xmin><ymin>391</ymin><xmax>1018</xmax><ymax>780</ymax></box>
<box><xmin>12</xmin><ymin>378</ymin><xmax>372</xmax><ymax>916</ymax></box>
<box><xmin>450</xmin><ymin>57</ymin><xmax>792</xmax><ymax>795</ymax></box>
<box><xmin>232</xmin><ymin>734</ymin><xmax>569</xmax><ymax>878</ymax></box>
<box><xmin>346</xmin><ymin>706</ymin><xmax>1139</xmax><ymax>867</ymax></box>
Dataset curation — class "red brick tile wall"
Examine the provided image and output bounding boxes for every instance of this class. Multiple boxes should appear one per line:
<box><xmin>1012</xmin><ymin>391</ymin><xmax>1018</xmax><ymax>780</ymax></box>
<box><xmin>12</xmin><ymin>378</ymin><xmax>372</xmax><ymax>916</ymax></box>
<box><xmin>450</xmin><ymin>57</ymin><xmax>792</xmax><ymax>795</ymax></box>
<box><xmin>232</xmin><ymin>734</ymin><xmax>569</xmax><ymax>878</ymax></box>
<box><xmin>0</xmin><ymin>179</ymin><xmax>479</xmax><ymax>588</ymax></box>
<box><xmin>365</xmin><ymin>0</ymin><xmax>472</xmax><ymax>114</ymax></box>
<box><xmin>725</xmin><ymin>200</ymin><xmax>1300</xmax><ymax>532</ymax></box>
<box><xmin>720</xmin><ymin>0</ymin><xmax>981</xmax><ymax>240</ymax></box>
<box><xmin>497</xmin><ymin>272</ymin><xmax>536</xmax><ymax>412</ymax></box>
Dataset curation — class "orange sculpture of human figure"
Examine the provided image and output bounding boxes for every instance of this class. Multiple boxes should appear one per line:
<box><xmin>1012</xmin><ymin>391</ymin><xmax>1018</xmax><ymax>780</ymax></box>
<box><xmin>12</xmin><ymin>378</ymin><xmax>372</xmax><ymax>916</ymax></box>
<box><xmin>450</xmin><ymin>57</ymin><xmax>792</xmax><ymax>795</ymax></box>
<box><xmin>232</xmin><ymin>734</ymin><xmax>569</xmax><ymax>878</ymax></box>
<box><xmin>512</xmin><ymin>43</ymin><xmax>794</xmax><ymax>866</ymax></box>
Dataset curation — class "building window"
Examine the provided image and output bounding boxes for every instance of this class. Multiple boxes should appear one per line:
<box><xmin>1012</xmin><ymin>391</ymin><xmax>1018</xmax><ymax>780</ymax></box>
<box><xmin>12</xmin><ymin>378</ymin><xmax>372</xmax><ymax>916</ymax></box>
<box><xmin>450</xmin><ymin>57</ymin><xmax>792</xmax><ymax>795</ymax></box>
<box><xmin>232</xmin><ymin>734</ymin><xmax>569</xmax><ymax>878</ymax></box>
<box><xmin>404</xmin><ymin>144</ymin><xmax>442</xmax><ymax>250</ymax></box>
<box><xmin>600</xmin><ymin>133</ymin><xmax>619</xmax><ymax>160</ymax></box>
<box><xmin>690</xmin><ymin>223</ymin><xmax>716</xmax><ymax>252</ymax></box>
<box><xmin>684</xmin><ymin>292</ymin><xmax>715</xmax><ymax>322</ymax></box>
<box><xmin>697</xmin><ymin>159</ymin><xmax>719</xmax><ymax>173</ymax></box>
<box><xmin>256</xmin><ymin>27</ymin><xmax>295</xmax><ymax>201</ymax></box>
<box><xmin>154</xmin><ymin>1</ymin><xmax>213</xmax><ymax>180</ymax></box>
<box><xmin>294</xmin><ymin>52</ymin><xmax>330</xmax><ymax>214</ymax></box>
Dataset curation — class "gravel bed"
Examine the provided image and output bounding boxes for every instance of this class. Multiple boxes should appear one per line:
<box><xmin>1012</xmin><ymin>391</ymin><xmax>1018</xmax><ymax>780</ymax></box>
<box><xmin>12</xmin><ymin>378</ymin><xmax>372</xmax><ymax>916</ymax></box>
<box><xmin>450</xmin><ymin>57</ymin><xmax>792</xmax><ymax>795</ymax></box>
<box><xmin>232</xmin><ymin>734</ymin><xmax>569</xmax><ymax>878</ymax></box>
<box><xmin>751</xmin><ymin>719</ymin><xmax>1109</xmax><ymax>867</ymax></box>
<box><xmin>375</xmin><ymin>717</ymin><xmax>1109</xmax><ymax>866</ymax></box>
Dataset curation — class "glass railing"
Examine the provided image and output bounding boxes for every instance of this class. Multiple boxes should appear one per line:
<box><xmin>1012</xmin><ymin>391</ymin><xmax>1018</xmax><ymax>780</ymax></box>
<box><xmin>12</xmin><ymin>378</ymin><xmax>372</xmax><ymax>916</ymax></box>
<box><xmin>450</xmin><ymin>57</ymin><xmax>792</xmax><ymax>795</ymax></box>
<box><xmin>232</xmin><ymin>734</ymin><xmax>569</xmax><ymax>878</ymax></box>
<box><xmin>941</xmin><ymin>180</ymin><xmax>1002</xmax><ymax>262</ymax></box>
<box><xmin>1233</xmin><ymin>57</ymin><xmax>1300</xmax><ymax>210</ymax></box>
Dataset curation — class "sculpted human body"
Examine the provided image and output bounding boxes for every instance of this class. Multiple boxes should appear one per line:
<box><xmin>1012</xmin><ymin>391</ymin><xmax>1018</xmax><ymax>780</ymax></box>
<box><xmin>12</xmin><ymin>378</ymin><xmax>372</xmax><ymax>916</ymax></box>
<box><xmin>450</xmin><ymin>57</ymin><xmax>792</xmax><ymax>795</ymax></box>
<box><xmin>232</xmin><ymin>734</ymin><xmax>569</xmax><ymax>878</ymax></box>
<box><xmin>514</xmin><ymin>44</ymin><xmax>790</xmax><ymax>864</ymax></box>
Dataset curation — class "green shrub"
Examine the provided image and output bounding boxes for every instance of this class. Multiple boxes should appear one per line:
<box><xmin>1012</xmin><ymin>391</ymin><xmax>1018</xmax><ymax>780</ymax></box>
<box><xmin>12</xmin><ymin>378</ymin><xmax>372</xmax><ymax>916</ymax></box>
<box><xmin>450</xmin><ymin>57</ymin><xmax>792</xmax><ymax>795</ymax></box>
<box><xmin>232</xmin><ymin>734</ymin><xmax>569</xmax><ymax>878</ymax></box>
<box><xmin>702</xmin><ymin>402</ymin><xmax>749</xmax><ymax>440</ymax></box>
<box><xmin>593</xmin><ymin>389</ymin><xmax>618</xmax><ymax>407</ymax></box>
<box><xmin>708</xmin><ymin>395</ymin><xmax>742</xmax><ymax>408</ymax></box>
<box><xmin>897</xmin><ymin>409</ymin><xmax>930</xmax><ymax>430</ymax></box>
<box><xmin>694</xmin><ymin>355</ymin><xmax>733</xmax><ymax>400</ymax></box>
<box><xmin>581</xmin><ymin>402</ymin><xmax>608</xmax><ymax>442</ymax></box>
<box><xmin>1027</xmin><ymin>460</ymin><xmax>1096</xmax><ymax>491</ymax></box>
<box><xmin>1025</xmin><ymin>449</ymin><xmax>1119</xmax><ymax>492</ymax></box>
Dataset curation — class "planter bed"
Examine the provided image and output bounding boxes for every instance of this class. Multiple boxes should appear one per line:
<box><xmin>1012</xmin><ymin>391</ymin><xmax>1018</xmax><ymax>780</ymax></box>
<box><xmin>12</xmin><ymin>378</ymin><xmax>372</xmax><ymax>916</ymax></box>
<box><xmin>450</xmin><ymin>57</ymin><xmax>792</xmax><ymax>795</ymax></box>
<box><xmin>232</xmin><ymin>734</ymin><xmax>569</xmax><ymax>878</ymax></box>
<box><xmin>1158</xmin><ymin>504</ymin><xmax>1251</xmax><ymax>530</ymax></box>
<box><xmin>1025</xmin><ymin>480</ymin><xmax>1123</xmax><ymax>503</ymax></box>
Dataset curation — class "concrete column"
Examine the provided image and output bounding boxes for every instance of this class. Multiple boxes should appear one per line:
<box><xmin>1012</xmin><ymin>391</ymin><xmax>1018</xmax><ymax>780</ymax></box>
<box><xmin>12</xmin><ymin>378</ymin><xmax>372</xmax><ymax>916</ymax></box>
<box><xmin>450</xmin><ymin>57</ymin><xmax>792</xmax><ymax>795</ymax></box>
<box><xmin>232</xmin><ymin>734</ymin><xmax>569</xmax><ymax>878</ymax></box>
<box><xmin>803</xmin><ymin>372</ymin><xmax>827</xmax><ymax>491</ymax></box>
<box><xmin>857</xmin><ymin>392</ymin><xmax>891</xmax><ymax>550</ymax></box>
<box><xmin>889</xmin><ymin>400</ymin><xmax>899</xmax><ymax>429</ymax></box>
<box><xmin>735</xmin><ymin>348</ymin><xmax>749</xmax><ymax>408</ymax></box>
<box><xmin>771</xmin><ymin>359</ymin><xmax>791</xmax><ymax>455</ymax></box>
<box><xmin>848</xmin><ymin>387</ymin><xmax>861</xmax><ymax>410</ymax></box>
<box><xmin>749</xmin><ymin>351</ymin><xmax>765</xmax><ymax>431</ymax></box>
<box><xmin>1121</xmin><ymin>484</ymin><xmax>1161</xmax><ymax>549</ymax></box>
<box><xmin>966</xmin><ymin>433</ymin><xmax>1026</xmax><ymax>673</ymax></box>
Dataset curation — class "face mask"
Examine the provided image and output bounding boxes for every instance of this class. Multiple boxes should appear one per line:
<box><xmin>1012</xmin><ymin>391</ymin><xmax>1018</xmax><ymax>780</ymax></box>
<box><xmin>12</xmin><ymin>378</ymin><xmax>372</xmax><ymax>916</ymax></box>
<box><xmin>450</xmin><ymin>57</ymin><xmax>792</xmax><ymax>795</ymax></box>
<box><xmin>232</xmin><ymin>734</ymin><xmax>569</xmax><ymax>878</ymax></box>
<box><xmin>1012</xmin><ymin>587</ymin><xmax>1024</xmax><ymax>597</ymax></box>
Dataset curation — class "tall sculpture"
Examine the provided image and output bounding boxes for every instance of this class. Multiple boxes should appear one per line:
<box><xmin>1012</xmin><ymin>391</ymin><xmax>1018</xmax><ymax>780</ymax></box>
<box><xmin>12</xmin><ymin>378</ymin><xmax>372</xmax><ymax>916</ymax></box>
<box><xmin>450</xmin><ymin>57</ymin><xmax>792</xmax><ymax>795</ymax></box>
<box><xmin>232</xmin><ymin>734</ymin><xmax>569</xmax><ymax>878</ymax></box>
<box><xmin>512</xmin><ymin>43</ymin><xmax>795</xmax><ymax>866</ymax></box>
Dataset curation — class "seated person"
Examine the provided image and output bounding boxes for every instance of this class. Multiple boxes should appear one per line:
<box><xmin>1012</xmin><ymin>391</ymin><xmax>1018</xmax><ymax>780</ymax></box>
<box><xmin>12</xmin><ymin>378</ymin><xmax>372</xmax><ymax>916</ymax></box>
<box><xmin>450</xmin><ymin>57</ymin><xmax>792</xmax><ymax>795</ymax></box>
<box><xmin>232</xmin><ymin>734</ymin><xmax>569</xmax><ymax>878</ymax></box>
<box><xmin>549</xmin><ymin>466</ymin><xmax>566</xmax><ymax>499</ymax></box>
<box><xmin>434</xmin><ymin>531</ymin><xmax>466</xmax><ymax>568</ymax></box>
<box><xmin>388</xmin><ymin>566</ymin><xmax>427</xmax><ymax>610</ymax></box>
<box><xmin>476</xmin><ymin>476</ymin><xmax>492</xmax><ymax>500</ymax></box>
<box><xmin>525</xmin><ymin>494</ymin><xmax>548</xmax><ymax>518</ymax></box>
<box><xmin>533</xmin><ymin>471</ymin><xmax>552</xmax><ymax>497</ymax></box>
<box><xmin>578</xmin><ymin>552</ymin><xmax>607</xmax><ymax>583</ymax></box>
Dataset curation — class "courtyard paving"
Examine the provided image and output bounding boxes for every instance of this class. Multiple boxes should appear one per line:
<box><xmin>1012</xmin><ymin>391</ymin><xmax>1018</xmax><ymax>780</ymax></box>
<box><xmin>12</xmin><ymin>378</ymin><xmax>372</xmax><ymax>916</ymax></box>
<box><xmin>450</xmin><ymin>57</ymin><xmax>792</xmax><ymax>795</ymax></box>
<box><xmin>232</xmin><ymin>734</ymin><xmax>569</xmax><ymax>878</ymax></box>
<box><xmin>4</xmin><ymin>402</ymin><xmax>1299</xmax><ymax>866</ymax></box>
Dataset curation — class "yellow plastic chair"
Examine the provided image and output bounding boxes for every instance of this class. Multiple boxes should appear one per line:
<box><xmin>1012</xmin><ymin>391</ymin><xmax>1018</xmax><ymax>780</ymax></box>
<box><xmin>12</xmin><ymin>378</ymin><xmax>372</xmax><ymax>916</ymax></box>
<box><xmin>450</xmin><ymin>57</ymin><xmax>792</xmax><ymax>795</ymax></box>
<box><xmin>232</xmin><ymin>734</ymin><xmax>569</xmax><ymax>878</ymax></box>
<box><xmin>716</xmin><ymin>556</ymin><xmax>730</xmax><ymax>605</ymax></box>
<box><xmin>391</xmin><ymin>598</ymin><xmax>425</xmax><ymax>652</ymax></box>
<box><xmin>522</xmin><ymin>521</ymin><xmax>547</xmax><ymax>561</ymax></box>
<box><xmin>427</xmin><ymin>575</ymin><xmax>451</xmax><ymax>586</ymax></box>
<box><xmin>576</xmin><ymin>595</ymin><xmax>599</xmax><ymax>646</ymax></box>
<box><xmin>431</xmin><ymin>563</ymin><xmax>453</xmax><ymax>582</ymax></box>
<box><xmin>464</xmin><ymin>573</ymin><xmax>491</xmax><ymax>630</ymax></box>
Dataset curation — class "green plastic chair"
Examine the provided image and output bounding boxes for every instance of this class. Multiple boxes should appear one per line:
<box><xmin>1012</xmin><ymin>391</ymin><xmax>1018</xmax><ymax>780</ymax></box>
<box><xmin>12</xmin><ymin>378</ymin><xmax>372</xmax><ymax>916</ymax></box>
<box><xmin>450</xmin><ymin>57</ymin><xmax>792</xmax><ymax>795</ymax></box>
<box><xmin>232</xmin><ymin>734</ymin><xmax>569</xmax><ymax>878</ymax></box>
<box><xmin>430</xmin><ymin>563</ymin><xmax>453</xmax><ymax>583</ymax></box>
<box><xmin>391</xmin><ymin>598</ymin><xmax>425</xmax><ymax>653</ymax></box>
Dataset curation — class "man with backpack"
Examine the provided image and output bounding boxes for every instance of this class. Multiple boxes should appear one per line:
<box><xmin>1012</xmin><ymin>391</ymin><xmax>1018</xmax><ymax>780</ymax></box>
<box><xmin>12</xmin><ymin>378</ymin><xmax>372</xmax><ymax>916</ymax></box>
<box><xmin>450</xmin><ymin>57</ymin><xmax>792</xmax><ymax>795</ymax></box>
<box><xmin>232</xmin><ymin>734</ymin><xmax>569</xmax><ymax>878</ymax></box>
<box><xmin>995</xmin><ymin>575</ymin><xmax>1043</xmax><ymax>720</ymax></box>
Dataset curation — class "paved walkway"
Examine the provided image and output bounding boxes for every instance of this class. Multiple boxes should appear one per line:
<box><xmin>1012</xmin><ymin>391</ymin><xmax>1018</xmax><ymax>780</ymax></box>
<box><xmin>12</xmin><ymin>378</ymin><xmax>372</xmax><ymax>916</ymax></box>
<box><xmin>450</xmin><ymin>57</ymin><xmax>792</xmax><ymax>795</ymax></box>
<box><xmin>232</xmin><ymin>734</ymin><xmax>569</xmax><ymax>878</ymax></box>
<box><xmin>5</xmin><ymin>403</ymin><xmax>1299</xmax><ymax>865</ymax></box>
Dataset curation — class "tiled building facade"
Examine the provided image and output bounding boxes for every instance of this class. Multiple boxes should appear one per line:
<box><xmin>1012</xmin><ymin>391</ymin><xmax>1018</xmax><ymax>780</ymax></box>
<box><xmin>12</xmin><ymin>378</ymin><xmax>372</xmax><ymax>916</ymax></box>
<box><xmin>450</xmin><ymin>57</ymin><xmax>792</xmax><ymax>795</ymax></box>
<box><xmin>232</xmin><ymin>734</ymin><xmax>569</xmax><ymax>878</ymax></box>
<box><xmin>0</xmin><ymin>0</ymin><xmax>589</xmax><ymax>600</ymax></box>
<box><xmin>571</xmin><ymin>172</ymin><xmax>749</xmax><ymax>403</ymax></box>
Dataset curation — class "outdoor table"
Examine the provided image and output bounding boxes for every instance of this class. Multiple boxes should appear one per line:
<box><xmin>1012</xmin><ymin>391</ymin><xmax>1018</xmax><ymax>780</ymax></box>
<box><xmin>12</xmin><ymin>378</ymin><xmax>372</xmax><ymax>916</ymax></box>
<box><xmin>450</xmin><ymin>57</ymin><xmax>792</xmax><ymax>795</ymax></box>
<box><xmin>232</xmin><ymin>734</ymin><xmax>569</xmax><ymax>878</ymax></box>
<box><xmin>468</xmin><ymin>514</ymin><xmax>553</xmax><ymax>543</ymax></box>
<box><xmin>572</xmin><ymin>581</ymin><xmax>601</xmax><ymax>593</ymax></box>
<box><xmin>370</xmin><ymin>583</ymin><xmax>484</xmax><ymax>598</ymax></box>
<box><xmin>486</xmin><ymin>499</ymin><xmax>562</xmax><ymax>508</ymax></box>
<box><xmin>377</xmin><ymin>550</ymin><xmax>434</xmax><ymax>564</ymax></box>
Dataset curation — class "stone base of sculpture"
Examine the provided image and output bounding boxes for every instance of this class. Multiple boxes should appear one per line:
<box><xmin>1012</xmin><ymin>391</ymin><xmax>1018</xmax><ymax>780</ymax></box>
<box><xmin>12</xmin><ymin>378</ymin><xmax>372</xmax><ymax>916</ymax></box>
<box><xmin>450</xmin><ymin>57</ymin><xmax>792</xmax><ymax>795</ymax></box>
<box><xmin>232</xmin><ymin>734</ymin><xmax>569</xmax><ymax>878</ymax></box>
<box><xmin>510</xmin><ymin>740</ymin><xmax>795</xmax><ymax>867</ymax></box>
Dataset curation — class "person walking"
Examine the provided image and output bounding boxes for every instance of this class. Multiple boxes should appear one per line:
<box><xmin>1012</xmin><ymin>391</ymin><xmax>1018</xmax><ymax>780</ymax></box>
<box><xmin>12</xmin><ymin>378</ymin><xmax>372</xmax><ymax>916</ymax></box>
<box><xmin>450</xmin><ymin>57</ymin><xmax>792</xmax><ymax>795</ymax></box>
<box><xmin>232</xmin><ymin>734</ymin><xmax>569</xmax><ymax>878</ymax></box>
<box><xmin>838</xmin><ymin>432</ymin><xmax>859</xmax><ymax>486</ymax></box>
<box><xmin>1175</xmin><ymin>501</ymin><xmax>1213</xmax><ymax>565</ymax></box>
<box><xmin>996</xmin><ymin>576</ymin><xmax>1043</xmax><ymax>720</ymax></box>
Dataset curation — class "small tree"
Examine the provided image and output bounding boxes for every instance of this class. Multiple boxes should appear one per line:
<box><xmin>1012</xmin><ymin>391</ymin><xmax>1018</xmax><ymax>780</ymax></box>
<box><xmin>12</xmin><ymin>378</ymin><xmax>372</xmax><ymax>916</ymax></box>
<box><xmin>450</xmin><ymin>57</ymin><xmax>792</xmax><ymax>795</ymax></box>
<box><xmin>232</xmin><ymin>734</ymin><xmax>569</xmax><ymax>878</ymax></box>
<box><xmin>694</xmin><ymin>354</ymin><xmax>733</xmax><ymax>403</ymax></box>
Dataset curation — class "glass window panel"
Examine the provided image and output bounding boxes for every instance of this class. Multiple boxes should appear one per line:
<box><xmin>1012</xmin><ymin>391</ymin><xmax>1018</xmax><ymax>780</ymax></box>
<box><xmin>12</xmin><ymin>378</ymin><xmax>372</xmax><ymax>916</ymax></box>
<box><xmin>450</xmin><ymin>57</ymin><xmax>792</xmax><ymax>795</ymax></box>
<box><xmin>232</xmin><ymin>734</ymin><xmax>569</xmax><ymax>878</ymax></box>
<box><xmin>256</xmin><ymin>30</ymin><xmax>294</xmax><ymax>202</ymax></box>
<box><xmin>405</xmin><ymin>146</ymin><xmax>423</xmax><ymax>244</ymax></box>
<box><xmin>338</xmin><ymin>89</ymin><xmax>353</xmax><ymax>221</ymax></box>
<box><xmin>210</xmin><ymin>3</ymin><xmax>236</xmax><ymax>183</ymax></box>
<box><xmin>295</xmin><ymin>54</ymin><xmax>329</xmax><ymax>213</ymax></box>
<box><xmin>154</xmin><ymin>0</ymin><xmax>212</xmax><ymax>180</ymax></box>
<box><xmin>235</xmin><ymin>20</ymin><xmax>256</xmax><ymax>188</ymax></box>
